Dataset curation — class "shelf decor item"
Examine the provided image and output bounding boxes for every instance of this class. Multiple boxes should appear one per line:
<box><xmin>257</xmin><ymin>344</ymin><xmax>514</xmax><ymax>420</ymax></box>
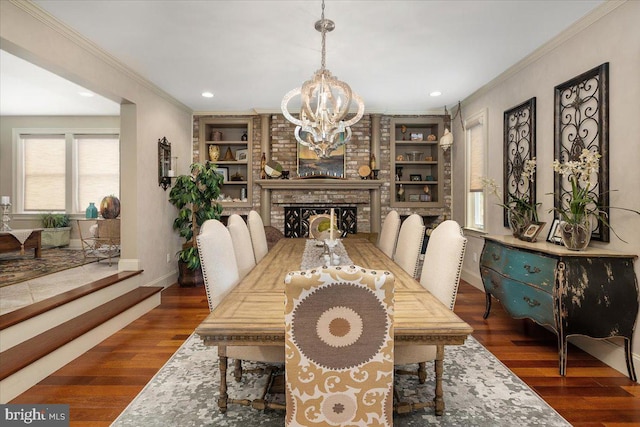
<box><xmin>208</xmin><ymin>145</ymin><xmax>220</xmax><ymax>162</ymax></box>
<box><xmin>281</xmin><ymin>0</ymin><xmax>364</xmax><ymax>159</ymax></box>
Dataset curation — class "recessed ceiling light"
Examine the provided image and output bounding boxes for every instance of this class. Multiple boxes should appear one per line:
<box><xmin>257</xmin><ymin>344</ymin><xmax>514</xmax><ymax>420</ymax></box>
<box><xmin>429</xmin><ymin>91</ymin><xmax>442</xmax><ymax>97</ymax></box>
<box><xmin>202</xmin><ymin>92</ymin><xmax>214</xmax><ymax>98</ymax></box>
<box><xmin>78</xmin><ymin>91</ymin><xmax>94</xmax><ymax>97</ymax></box>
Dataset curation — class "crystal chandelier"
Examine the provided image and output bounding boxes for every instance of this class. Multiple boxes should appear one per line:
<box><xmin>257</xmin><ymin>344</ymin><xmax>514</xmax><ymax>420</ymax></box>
<box><xmin>281</xmin><ymin>0</ymin><xmax>365</xmax><ymax>159</ymax></box>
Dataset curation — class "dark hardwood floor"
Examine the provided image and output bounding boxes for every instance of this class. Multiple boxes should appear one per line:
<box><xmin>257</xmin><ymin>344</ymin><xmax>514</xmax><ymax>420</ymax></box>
<box><xmin>10</xmin><ymin>281</ymin><xmax>640</xmax><ymax>426</ymax></box>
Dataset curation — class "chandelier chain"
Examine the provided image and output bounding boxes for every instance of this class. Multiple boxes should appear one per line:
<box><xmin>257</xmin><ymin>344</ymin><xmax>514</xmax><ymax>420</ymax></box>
<box><xmin>320</xmin><ymin>0</ymin><xmax>326</xmax><ymax>70</ymax></box>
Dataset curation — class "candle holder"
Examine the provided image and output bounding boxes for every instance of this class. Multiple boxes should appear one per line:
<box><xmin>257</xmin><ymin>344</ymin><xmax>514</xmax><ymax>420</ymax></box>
<box><xmin>1</xmin><ymin>203</ymin><xmax>12</xmax><ymax>232</ymax></box>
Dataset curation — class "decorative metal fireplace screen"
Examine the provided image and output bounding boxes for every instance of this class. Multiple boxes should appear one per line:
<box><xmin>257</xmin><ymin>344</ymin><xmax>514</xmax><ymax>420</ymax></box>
<box><xmin>284</xmin><ymin>206</ymin><xmax>357</xmax><ymax>238</ymax></box>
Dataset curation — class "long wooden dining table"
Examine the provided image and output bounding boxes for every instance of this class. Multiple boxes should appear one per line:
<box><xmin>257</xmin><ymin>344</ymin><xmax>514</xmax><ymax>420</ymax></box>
<box><xmin>195</xmin><ymin>237</ymin><xmax>473</xmax><ymax>416</ymax></box>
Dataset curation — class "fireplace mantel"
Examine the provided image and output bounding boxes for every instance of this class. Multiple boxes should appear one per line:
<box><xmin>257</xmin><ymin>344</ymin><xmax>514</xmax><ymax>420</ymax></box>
<box><xmin>256</xmin><ymin>179</ymin><xmax>383</xmax><ymax>233</ymax></box>
<box><xmin>255</xmin><ymin>179</ymin><xmax>383</xmax><ymax>190</ymax></box>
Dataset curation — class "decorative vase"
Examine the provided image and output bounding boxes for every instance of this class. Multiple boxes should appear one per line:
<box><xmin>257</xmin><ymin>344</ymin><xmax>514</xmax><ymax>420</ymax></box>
<box><xmin>560</xmin><ymin>217</ymin><xmax>591</xmax><ymax>251</ymax></box>
<box><xmin>86</xmin><ymin>202</ymin><xmax>98</xmax><ymax>219</ymax></box>
<box><xmin>508</xmin><ymin>209</ymin><xmax>532</xmax><ymax>239</ymax></box>
<box><xmin>100</xmin><ymin>195</ymin><xmax>121</xmax><ymax>219</ymax></box>
<box><xmin>208</xmin><ymin>145</ymin><xmax>220</xmax><ymax>161</ymax></box>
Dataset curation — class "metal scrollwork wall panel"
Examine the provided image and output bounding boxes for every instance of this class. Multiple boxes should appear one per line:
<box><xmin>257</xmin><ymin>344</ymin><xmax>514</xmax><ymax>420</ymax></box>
<box><xmin>503</xmin><ymin>97</ymin><xmax>536</xmax><ymax>226</ymax></box>
<box><xmin>554</xmin><ymin>63</ymin><xmax>609</xmax><ymax>242</ymax></box>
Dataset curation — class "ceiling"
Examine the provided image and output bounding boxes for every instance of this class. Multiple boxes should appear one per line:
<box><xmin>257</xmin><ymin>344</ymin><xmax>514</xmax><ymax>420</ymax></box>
<box><xmin>1</xmin><ymin>0</ymin><xmax>604</xmax><ymax>116</ymax></box>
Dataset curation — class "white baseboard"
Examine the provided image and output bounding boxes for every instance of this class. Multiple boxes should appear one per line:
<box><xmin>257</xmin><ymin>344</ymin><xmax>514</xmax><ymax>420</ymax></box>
<box><xmin>118</xmin><ymin>258</ymin><xmax>141</xmax><ymax>271</ymax></box>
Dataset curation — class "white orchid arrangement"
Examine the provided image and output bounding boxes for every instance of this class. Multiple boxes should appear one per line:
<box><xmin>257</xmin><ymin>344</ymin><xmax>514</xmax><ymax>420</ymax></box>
<box><xmin>483</xmin><ymin>157</ymin><xmax>539</xmax><ymax>223</ymax></box>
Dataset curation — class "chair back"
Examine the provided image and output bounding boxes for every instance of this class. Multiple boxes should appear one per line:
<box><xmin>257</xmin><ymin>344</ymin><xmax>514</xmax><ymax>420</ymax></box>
<box><xmin>97</xmin><ymin>218</ymin><xmax>120</xmax><ymax>244</ymax></box>
<box><xmin>284</xmin><ymin>265</ymin><xmax>394</xmax><ymax>427</ymax></box>
<box><xmin>227</xmin><ymin>214</ymin><xmax>256</xmax><ymax>278</ymax></box>
<box><xmin>247</xmin><ymin>210</ymin><xmax>269</xmax><ymax>263</ymax></box>
<box><xmin>419</xmin><ymin>220</ymin><xmax>467</xmax><ymax>309</ymax></box>
<box><xmin>393</xmin><ymin>214</ymin><xmax>425</xmax><ymax>278</ymax></box>
<box><xmin>196</xmin><ymin>219</ymin><xmax>240</xmax><ymax>311</ymax></box>
<box><xmin>377</xmin><ymin>210</ymin><xmax>400</xmax><ymax>258</ymax></box>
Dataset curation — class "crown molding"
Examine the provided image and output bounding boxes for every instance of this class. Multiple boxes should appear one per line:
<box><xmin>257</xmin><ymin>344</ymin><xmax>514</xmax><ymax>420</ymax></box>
<box><xmin>461</xmin><ymin>0</ymin><xmax>625</xmax><ymax>107</ymax></box>
<box><xmin>11</xmin><ymin>0</ymin><xmax>191</xmax><ymax>114</ymax></box>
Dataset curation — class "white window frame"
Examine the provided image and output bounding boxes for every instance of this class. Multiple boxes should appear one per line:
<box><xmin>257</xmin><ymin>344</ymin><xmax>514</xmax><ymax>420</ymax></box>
<box><xmin>13</xmin><ymin>128</ymin><xmax>120</xmax><ymax>214</ymax></box>
<box><xmin>464</xmin><ymin>109</ymin><xmax>488</xmax><ymax>232</ymax></box>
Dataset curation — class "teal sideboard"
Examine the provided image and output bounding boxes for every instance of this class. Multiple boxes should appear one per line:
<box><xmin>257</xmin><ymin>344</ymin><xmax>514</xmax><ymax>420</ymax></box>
<box><xmin>480</xmin><ymin>235</ymin><xmax>638</xmax><ymax>381</ymax></box>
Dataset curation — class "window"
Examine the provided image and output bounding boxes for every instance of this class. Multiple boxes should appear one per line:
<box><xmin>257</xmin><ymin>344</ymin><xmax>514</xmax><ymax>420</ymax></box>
<box><xmin>16</xmin><ymin>130</ymin><xmax>119</xmax><ymax>214</ymax></box>
<box><xmin>465</xmin><ymin>109</ymin><xmax>488</xmax><ymax>231</ymax></box>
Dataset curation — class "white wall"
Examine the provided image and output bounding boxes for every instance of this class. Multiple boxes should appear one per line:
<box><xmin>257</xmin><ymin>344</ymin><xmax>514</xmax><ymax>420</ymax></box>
<box><xmin>452</xmin><ymin>1</ymin><xmax>640</xmax><ymax>373</ymax></box>
<box><xmin>0</xmin><ymin>1</ymin><xmax>192</xmax><ymax>288</ymax></box>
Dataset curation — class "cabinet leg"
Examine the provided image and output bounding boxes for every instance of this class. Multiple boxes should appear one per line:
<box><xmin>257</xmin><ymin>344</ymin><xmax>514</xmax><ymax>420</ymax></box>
<box><xmin>483</xmin><ymin>292</ymin><xmax>492</xmax><ymax>319</ymax></box>
<box><xmin>624</xmin><ymin>338</ymin><xmax>637</xmax><ymax>382</ymax></box>
<box><xmin>558</xmin><ymin>333</ymin><xmax>567</xmax><ymax>376</ymax></box>
<box><xmin>434</xmin><ymin>345</ymin><xmax>445</xmax><ymax>416</ymax></box>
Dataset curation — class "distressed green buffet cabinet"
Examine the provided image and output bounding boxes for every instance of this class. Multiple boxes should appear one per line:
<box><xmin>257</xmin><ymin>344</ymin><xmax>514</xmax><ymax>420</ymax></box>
<box><xmin>480</xmin><ymin>235</ymin><xmax>638</xmax><ymax>381</ymax></box>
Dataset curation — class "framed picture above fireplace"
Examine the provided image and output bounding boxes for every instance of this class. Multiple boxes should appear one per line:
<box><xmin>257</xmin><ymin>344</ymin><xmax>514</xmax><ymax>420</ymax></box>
<box><xmin>297</xmin><ymin>131</ymin><xmax>346</xmax><ymax>179</ymax></box>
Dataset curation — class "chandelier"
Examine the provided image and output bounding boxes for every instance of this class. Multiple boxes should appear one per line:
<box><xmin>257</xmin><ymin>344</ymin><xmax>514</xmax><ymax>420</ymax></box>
<box><xmin>281</xmin><ymin>0</ymin><xmax>365</xmax><ymax>159</ymax></box>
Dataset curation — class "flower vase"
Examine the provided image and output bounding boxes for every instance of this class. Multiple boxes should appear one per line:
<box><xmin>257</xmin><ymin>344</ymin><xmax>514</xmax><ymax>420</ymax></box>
<box><xmin>560</xmin><ymin>217</ymin><xmax>592</xmax><ymax>251</ymax></box>
<box><xmin>508</xmin><ymin>209</ymin><xmax>532</xmax><ymax>239</ymax></box>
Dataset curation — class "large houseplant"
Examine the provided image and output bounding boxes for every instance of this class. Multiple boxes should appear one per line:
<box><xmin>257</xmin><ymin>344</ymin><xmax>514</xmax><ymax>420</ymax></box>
<box><xmin>168</xmin><ymin>162</ymin><xmax>224</xmax><ymax>286</ymax></box>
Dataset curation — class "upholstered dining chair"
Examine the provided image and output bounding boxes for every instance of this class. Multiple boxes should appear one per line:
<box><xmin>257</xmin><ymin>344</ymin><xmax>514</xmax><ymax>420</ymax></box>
<box><xmin>197</xmin><ymin>219</ymin><xmax>284</xmax><ymax>389</ymax></box>
<box><xmin>284</xmin><ymin>265</ymin><xmax>395</xmax><ymax>427</ymax></box>
<box><xmin>395</xmin><ymin>220</ymin><xmax>467</xmax><ymax>386</ymax></box>
<box><xmin>393</xmin><ymin>213</ymin><xmax>425</xmax><ymax>278</ymax></box>
<box><xmin>247</xmin><ymin>210</ymin><xmax>269</xmax><ymax>263</ymax></box>
<box><xmin>377</xmin><ymin>210</ymin><xmax>401</xmax><ymax>258</ymax></box>
<box><xmin>226</xmin><ymin>214</ymin><xmax>256</xmax><ymax>279</ymax></box>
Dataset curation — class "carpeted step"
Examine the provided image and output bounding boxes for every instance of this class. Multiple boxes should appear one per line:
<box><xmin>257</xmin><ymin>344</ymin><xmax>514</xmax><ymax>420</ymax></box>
<box><xmin>0</xmin><ymin>271</ymin><xmax>143</xmax><ymax>330</ymax></box>
<box><xmin>0</xmin><ymin>285</ymin><xmax>162</xmax><ymax>381</ymax></box>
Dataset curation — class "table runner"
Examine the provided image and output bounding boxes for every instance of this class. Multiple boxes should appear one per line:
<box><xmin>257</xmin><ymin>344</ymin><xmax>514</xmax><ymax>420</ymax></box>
<box><xmin>300</xmin><ymin>239</ymin><xmax>353</xmax><ymax>270</ymax></box>
<box><xmin>0</xmin><ymin>229</ymin><xmax>35</xmax><ymax>254</ymax></box>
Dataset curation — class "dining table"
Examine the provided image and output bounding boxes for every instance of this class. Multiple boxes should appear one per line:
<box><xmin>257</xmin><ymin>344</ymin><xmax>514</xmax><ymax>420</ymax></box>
<box><xmin>195</xmin><ymin>237</ymin><xmax>473</xmax><ymax>416</ymax></box>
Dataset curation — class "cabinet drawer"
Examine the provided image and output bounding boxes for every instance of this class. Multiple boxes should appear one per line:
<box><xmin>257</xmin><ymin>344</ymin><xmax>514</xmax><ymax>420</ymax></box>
<box><xmin>482</xmin><ymin>268</ymin><xmax>555</xmax><ymax>330</ymax></box>
<box><xmin>502</xmin><ymin>250</ymin><xmax>556</xmax><ymax>291</ymax></box>
<box><xmin>480</xmin><ymin>241</ymin><xmax>507</xmax><ymax>271</ymax></box>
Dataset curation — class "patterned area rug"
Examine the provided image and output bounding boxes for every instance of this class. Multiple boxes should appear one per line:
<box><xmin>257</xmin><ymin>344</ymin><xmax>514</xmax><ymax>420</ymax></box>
<box><xmin>112</xmin><ymin>334</ymin><xmax>571</xmax><ymax>427</ymax></box>
<box><xmin>0</xmin><ymin>248</ymin><xmax>97</xmax><ymax>287</ymax></box>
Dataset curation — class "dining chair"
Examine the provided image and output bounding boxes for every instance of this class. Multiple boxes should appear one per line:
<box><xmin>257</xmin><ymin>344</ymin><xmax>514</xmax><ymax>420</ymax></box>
<box><xmin>284</xmin><ymin>264</ymin><xmax>395</xmax><ymax>427</ymax></box>
<box><xmin>393</xmin><ymin>213</ymin><xmax>425</xmax><ymax>278</ymax></box>
<box><xmin>247</xmin><ymin>210</ymin><xmax>269</xmax><ymax>263</ymax></box>
<box><xmin>226</xmin><ymin>214</ymin><xmax>256</xmax><ymax>279</ymax></box>
<box><xmin>197</xmin><ymin>219</ymin><xmax>284</xmax><ymax>389</ymax></box>
<box><xmin>377</xmin><ymin>210</ymin><xmax>401</xmax><ymax>258</ymax></box>
<box><xmin>395</xmin><ymin>220</ymin><xmax>467</xmax><ymax>399</ymax></box>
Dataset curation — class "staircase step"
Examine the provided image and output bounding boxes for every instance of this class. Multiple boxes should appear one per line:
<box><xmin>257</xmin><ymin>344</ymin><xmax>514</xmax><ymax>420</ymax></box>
<box><xmin>0</xmin><ymin>271</ymin><xmax>143</xmax><ymax>330</ymax></box>
<box><xmin>0</xmin><ymin>285</ymin><xmax>162</xmax><ymax>381</ymax></box>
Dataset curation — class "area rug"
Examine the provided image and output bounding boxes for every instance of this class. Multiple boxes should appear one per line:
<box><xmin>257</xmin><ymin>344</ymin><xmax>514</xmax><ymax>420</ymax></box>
<box><xmin>0</xmin><ymin>248</ymin><xmax>98</xmax><ymax>287</ymax></box>
<box><xmin>111</xmin><ymin>334</ymin><xmax>571</xmax><ymax>427</ymax></box>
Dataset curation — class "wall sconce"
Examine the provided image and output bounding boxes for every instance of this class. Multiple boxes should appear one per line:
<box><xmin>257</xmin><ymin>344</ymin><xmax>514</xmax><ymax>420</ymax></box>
<box><xmin>158</xmin><ymin>136</ymin><xmax>172</xmax><ymax>190</ymax></box>
<box><xmin>440</xmin><ymin>128</ymin><xmax>453</xmax><ymax>152</ymax></box>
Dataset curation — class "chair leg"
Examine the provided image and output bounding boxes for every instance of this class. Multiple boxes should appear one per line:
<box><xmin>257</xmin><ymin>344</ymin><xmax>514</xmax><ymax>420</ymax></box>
<box><xmin>234</xmin><ymin>359</ymin><xmax>243</xmax><ymax>382</ymax></box>
<box><xmin>418</xmin><ymin>362</ymin><xmax>427</xmax><ymax>384</ymax></box>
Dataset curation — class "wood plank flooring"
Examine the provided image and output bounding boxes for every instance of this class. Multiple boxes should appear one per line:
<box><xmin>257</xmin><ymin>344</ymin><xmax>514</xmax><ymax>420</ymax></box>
<box><xmin>9</xmin><ymin>281</ymin><xmax>640</xmax><ymax>426</ymax></box>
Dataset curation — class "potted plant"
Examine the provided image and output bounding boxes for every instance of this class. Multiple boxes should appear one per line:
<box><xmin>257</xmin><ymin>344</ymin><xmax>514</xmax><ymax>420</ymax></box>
<box><xmin>168</xmin><ymin>162</ymin><xmax>224</xmax><ymax>287</ymax></box>
<box><xmin>40</xmin><ymin>213</ymin><xmax>71</xmax><ymax>247</ymax></box>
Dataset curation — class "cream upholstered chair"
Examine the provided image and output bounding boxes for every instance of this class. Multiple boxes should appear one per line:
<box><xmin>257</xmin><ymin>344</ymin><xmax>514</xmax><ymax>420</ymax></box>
<box><xmin>247</xmin><ymin>210</ymin><xmax>269</xmax><ymax>263</ymax></box>
<box><xmin>393</xmin><ymin>213</ymin><xmax>425</xmax><ymax>278</ymax></box>
<box><xmin>377</xmin><ymin>210</ymin><xmax>401</xmax><ymax>258</ymax></box>
<box><xmin>226</xmin><ymin>214</ymin><xmax>256</xmax><ymax>279</ymax></box>
<box><xmin>395</xmin><ymin>220</ymin><xmax>467</xmax><ymax>384</ymax></box>
<box><xmin>284</xmin><ymin>265</ymin><xmax>395</xmax><ymax>427</ymax></box>
<box><xmin>197</xmin><ymin>219</ymin><xmax>284</xmax><ymax>389</ymax></box>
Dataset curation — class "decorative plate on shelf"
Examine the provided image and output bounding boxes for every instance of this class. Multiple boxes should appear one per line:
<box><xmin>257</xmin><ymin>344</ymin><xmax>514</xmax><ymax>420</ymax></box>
<box><xmin>358</xmin><ymin>165</ymin><xmax>371</xmax><ymax>178</ymax></box>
